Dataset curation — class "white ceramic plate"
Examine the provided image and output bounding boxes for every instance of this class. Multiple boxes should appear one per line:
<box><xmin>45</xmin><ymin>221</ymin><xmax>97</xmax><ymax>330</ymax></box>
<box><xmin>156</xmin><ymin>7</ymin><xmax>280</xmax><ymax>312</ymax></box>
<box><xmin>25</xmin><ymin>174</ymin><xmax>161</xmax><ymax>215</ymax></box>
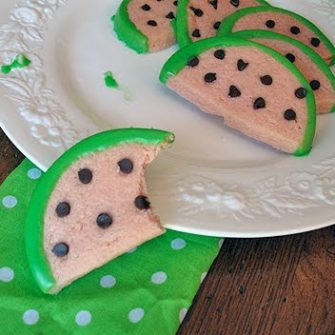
<box><xmin>0</xmin><ymin>0</ymin><xmax>335</xmax><ymax>237</ymax></box>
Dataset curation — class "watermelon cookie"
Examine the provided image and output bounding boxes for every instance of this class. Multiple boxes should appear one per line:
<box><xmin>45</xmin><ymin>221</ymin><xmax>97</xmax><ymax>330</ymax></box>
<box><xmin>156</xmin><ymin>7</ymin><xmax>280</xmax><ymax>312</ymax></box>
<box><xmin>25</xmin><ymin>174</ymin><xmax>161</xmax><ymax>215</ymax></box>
<box><xmin>232</xmin><ymin>31</ymin><xmax>335</xmax><ymax>114</ymax></box>
<box><xmin>160</xmin><ymin>37</ymin><xmax>316</xmax><ymax>155</ymax></box>
<box><xmin>217</xmin><ymin>6</ymin><xmax>335</xmax><ymax>65</ymax></box>
<box><xmin>113</xmin><ymin>0</ymin><xmax>178</xmax><ymax>53</ymax></box>
<box><xmin>26</xmin><ymin>128</ymin><xmax>175</xmax><ymax>294</ymax></box>
<box><xmin>176</xmin><ymin>0</ymin><xmax>269</xmax><ymax>47</ymax></box>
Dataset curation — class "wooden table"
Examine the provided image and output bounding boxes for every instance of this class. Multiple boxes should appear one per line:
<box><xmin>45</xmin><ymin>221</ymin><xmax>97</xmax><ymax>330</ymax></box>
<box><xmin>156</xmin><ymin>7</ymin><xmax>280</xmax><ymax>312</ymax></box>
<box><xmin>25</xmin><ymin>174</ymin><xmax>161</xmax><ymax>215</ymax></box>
<box><xmin>1</xmin><ymin>128</ymin><xmax>335</xmax><ymax>335</ymax></box>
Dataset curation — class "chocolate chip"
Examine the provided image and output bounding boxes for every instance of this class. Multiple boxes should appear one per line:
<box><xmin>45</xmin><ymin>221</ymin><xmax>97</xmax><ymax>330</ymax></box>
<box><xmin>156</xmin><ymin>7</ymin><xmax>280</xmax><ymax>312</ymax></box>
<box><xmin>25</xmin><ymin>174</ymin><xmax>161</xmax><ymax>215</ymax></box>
<box><xmin>52</xmin><ymin>243</ymin><xmax>69</xmax><ymax>257</ymax></box>
<box><xmin>192</xmin><ymin>29</ymin><xmax>201</xmax><ymax>38</ymax></box>
<box><xmin>284</xmin><ymin>109</ymin><xmax>297</xmax><ymax>121</ymax></box>
<box><xmin>190</xmin><ymin>7</ymin><xmax>203</xmax><ymax>17</ymax></box>
<box><xmin>166</xmin><ymin>12</ymin><xmax>175</xmax><ymax>19</ymax></box>
<box><xmin>290</xmin><ymin>26</ymin><xmax>300</xmax><ymax>35</ymax></box>
<box><xmin>295</xmin><ymin>87</ymin><xmax>307</xmax><ymax>99</ymax></box>
<box><xmin>141</xmin><ymin>4</ymin><xmax>151</xmax><ymax>11</ymax></box>
<box><xmin>254</xmin><ymin>97</ymin><xmax>266</xmax><ymax>109</ymax></box>
<box><xmin>173</xmin><ymin>0</ymin><xmax>178</xmax><ymax>5</ymax></box>
<box><xmin>213</xmin><ymin>21</ymin><xmax>221</xmax><ymax>30</ymax></box>
<box><xmin>230</xmin><ymin>0</ymin><xmax>239</xmax><ymax>7</ymax></box>
<box><xmin>229</xmin><ymin>85</ymin><xmax>241</xmax><ymax>97</ymax></box>
<box><xmin>78</xmin><ymin>168</ymin><xmax>93</xmax><ymax>184</ymax></box>
<box><xmin>96</xmin><ymin>213</ymin><xmax>113</xmax><ymax>229</ymax></box>
<box><xmin>209</xmin><ymin>0</ymin><xmax>218</xmax><ymax>9</ymax></box>
<box><xmin>237</xmin><ymin>59</ymin><xmax>249</xmax><ymax>71</ymax></box>
<box><xmin>260</xmin><ymin>75</ymin><xmax>273</xmax><ymax>86</ymax></box>
<box><xmin>118</xmin><ymin>158</ymin><xmax>133</xmax><ymax>174</ymax></box>
<box><xmin>187</xmin><ymin>56</ymin><xmax>199</xmax><ymax>67</ymax></box>
<box><xmin>214</xmin><ymin>49</ymin><xmax>225</xmax><ymax>59</ymax></box>
<box><xmin>204</xmin><ymin>73</ymin><xmax>217</xmax><ymax>83</ymax></box>
<box><xmin>265</xmin><ymin>20</ymin><xmax>275</xmax><ymax>28</ymax></box>
<box><xmin>135</xmin><ymin>195</ymin><xmax>151</xmax><ymax>210</ymax></box>
<box><xmin>56</xmin><ymin>202</ymin><xmax>71</xmax><ymax>217</ymax></box>
<box><xmin>310</xmin><ymin>80</ymin><xmax>321</xmax><ymax>91</ymax></box>
<box><xmin>147</xmin><ymin>20</ymin><xmax>157</xmax><ymax>26</ymax></box>
<box><xmin>285</xmin><ymin>53</ymin><xmax>295</xmax><ymax>63</ymax></box>
<box><xmin>311</xmin><ymin>37</ymin><xmax>320</xmax><ymax>47</ymax></box>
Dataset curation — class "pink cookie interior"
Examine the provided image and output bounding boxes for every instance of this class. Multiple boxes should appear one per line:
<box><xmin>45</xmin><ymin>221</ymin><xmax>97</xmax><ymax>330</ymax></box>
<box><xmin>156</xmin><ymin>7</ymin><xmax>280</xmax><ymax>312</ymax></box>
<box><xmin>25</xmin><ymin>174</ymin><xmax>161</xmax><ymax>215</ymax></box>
<box><xmin>167</xmin><ymin>46</ymin><xmax>310</xmax><ymax>153</ymax></box>
<box><xmin>128</xmin><ymin>0</ymin><xmax>176</xmax><ymax>52</ymax></box>
<box><xmin>43</xmin><ymin>144</ymin><xmax>164</xmax><ymax>293</ymax></box>
<box><xmin>252</xmin><ymin>37</ymin><xmax>335</xmax><ymax>114</ymax></box>
<box><xmin>187</xmin><ymin>0</ymin><xmax>263</xmax><ymax>42</ymax></box>
<box><xmin>233</xmin><ymin>12</ymin><xmax>332</xmax><ymax>64</ymax></box>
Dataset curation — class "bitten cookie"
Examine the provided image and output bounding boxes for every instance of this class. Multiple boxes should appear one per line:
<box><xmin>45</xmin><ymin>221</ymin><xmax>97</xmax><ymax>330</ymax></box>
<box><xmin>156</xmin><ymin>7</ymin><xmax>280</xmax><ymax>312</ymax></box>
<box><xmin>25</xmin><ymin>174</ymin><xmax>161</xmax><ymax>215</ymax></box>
<box><xmin>26</xmin><ymin>128</ymin><xmax>175</xmax><ymax>294</ymax></box>
<box><xmin>113</xmin><ymin>0</ymin><xmax>178</xmax><ymax>53</ymax></box>
<box><xmin>218</xmin><ymin>6</ymin><xmax>335</xmax><ymax>65</ymax></box>
<box><xmin>176</xmin><ymin>0</ymin><xmax>269</xmax><ymax>47</ymax></box>
<box><xmin>160</xmin><ymin>37</ymin><xmax>316</xmax><ymax>155</ymax></box>
<box><xmin>232</xmin><ymin>30</ymin><xmax>335</xmax><ymax>114</ymax></box>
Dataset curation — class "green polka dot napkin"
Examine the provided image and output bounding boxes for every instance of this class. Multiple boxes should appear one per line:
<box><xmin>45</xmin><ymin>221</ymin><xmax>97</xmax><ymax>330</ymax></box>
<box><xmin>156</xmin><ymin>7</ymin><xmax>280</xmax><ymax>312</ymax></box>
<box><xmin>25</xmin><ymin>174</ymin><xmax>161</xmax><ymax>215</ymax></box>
<box><xmin>0</xmin><ymin>160</ymin><xmax>222</xmax><ymax>335</ymax></box>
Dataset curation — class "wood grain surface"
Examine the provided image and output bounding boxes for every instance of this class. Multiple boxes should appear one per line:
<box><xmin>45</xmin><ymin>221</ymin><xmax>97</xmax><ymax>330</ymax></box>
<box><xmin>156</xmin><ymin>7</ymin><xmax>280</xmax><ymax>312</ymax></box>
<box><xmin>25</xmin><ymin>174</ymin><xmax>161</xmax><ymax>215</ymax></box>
<box><xmin>1</xmin><ymin>128</ymin><xmax>335</xmax><ymax>335</ymax></box>
<box><xmin>0</xmin><ymin>129</ymin><xmax>24</xmax><ymax>183</ymax></box>
<box><xmin>177</xmin><ymin>228</ymin><xmax>335</xmax><ymax>335</ymax></box>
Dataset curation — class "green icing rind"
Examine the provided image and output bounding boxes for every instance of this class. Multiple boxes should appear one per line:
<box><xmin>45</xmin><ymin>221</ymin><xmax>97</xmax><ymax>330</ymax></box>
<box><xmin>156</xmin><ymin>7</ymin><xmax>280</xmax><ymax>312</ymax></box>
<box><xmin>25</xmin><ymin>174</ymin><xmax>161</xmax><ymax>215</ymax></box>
<box><xmin>112</xmin><ymin>0</ymin><xmax>177</xmax><ymax>53</ymax></box>
<box><xmin>175</xmin><ymin>0</ymin><xmax>193</xmax><ymax>48</ymax></box>
<box><xmin>217</xmin><ymin>6</ymin><xmax>335</xmax><ymax>65</ymax></box>
<box><xmin>159</xmin><ymin>36</ymin><xmax>316</xmax><ymax>156</ymax></box>
<box><xmin>176</xmin><ymin>0</ymin><xmax>270</xmax><ymax>48</ymax></box>
<box><xmin>232</xmin><ymin>30</ymin><xmax>335</xmax><ymax>114</ymax></box>
<box><xmin>26</xmin><ymin>128</ymin><xmax>175</xmax><ymax>294</ymax></box>
<box><xmin>112</xmin><ymin>0</ymin><xmax>149</xmax><ymax>54</ymax></box>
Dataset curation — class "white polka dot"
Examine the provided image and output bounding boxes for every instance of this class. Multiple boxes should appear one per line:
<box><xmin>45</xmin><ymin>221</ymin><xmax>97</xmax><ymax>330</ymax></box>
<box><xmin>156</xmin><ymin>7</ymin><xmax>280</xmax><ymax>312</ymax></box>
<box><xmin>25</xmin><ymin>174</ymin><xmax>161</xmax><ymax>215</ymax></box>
<box><xmin>127</xmin><ymin>247</ymin><xmax>137</xmax><ymax>254</ymax></box>
<box><xmin>0</xmin><ymin>267</ymin><xmax>14</xmax><ymax>282</ymax></box>
<box><xmin>179</xmin><ymin>308</ymin><xmax>188</xmax><ymax>323</ymax></box>
<box><xmin>75</xmin><ymin>311</ymin><xmax>92</xmax><ymax>327</ymax></box>
<box><xmin>200</xmin><ymin>272</ymin><xmax>207</xmax><ymax>283</ymax></box>
<box><xmin>23</xmin><ymin>309</ymin><xmax>39</xmax><ymax>325</ymax></box>
<box><xmin>151</xmin><ymin>271</ymin><xmax>167</xmax><ymax>285</ymax></box>
<box><xmin>128</xmin><ymin>308</ymin><xmax>144</xmax><ymax>323</ymax></box>
<box><xmin>100</xmin><ymin>275</ymin><xmax>116</xmax><ymax>288</ymax></box>
<box><xmin>219</xmin><ymin>239</ymin><xmax>224</xmax><ymax>248</ymax></box>
<box><xmin>171</xmin><ymin>238</ymin><xmax>186</xmax><ymax>250</ymax></box>
<box><xmin>2</xmin><ymin>195</ymin><xmax>17</xmax><ymax>208</ymax></box>
<box><xmin>27</xmin><ymin>168</ymin><xmax>42</xmax><ymax>180</ymax></box>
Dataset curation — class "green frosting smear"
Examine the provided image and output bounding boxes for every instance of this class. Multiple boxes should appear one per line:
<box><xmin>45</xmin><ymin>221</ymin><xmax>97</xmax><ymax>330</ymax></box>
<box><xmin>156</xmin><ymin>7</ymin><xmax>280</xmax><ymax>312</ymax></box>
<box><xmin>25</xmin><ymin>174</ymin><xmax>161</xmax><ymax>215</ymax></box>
<box><xmin>26</xmin><ymin>128</ymin><xmax>175</xmax><ymax>294</ymax></box>
<box><xmin>1</xmin><ymin>54</ymin><xmax>31</xmax><ymax>74</ymax></box>
<box><xmin>160</xmin><ymin>36</ymin><xmax>316</xmax><ymax>156</ymax></box>
<box><xmin>175</xmin><ymin>0</ymin><xmax>270</xmax><ymax>48</ymax></box>
<box><xmin>217</xmin><ymin>6</ymin><xmax>335</xmax><ymax>66</ymax></box>
<box><xmin>104</xmin><ymin>71</ymin><xmax>132</xmax><ymax>101</ymax></box>
<box><xmin>104</xmin><ymin>71</ymin><xmax>119</xmax><ymax>88</ymax></box>
<box><xmin>231</xmin><ymin>30</ymin><xmax>335</xmax><ymax>114</ymax></box>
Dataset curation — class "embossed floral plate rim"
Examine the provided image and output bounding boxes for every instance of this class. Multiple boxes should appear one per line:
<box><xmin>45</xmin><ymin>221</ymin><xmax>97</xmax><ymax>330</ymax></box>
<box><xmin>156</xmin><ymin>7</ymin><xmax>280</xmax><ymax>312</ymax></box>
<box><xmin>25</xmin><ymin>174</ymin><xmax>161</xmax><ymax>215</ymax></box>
<box><xmin>1</xmin><ymin>0</ymin><xmax>335</xmax><ymax>238</ymax></box>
